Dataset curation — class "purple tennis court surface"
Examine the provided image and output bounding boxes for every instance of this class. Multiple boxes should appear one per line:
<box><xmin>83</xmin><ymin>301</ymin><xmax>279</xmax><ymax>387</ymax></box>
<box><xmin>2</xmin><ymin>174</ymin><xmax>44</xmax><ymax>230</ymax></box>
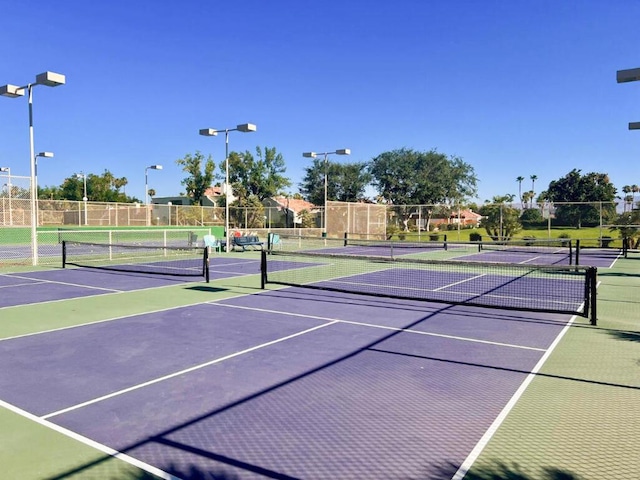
<box><xmin>0</xmin><ymin>282</ymin><xmax>574</xmax><ymax>479</ymax></box>
<box><xmin>0</xmin><ymin>257</ymin><xmax>261</xmax><ymax>308</ymax></box>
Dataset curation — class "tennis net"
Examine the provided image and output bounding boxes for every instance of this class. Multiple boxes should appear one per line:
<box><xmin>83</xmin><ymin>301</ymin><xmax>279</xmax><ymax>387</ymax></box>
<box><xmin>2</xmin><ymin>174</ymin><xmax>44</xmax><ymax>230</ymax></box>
<box><xmin>344</xmin><ymin>233</ymin><xmax>446</xmax><ymax>254</ymax></box>
<box><xmin>62</xmin><ymin>241</ymin><xmax>210</xmax><ymax>281</ymax></box>
<box><xmin>261</xmin><ymin>250</ymin><xmax>597</xmax><ymax>324</ymax></box>
<box><xmin>476</xmin><ymin>238</ymin><xmax>573</xmax><ymax>261</ymax></box>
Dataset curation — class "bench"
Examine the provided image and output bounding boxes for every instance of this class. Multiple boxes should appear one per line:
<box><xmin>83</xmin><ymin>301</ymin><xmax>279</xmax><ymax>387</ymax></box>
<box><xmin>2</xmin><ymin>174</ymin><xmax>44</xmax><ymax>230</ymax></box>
<box><xmin>219</xmin><ymin>235</ymin><xmax>264</xmax><ymax>251</ymax></box>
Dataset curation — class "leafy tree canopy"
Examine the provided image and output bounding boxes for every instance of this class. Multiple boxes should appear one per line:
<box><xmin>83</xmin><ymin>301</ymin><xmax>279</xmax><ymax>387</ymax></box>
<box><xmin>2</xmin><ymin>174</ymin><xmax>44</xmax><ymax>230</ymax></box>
<box><xmin>300</xmin><ymin>159</ymin><xmax>372</xmax><ymax>205</ymax></box>
<box><xmin>479</xmin><ymin>195</ymin><xmax>522</xmax><ymax>241</ymax></box>
<box><xmin>226</xmin><ymin>146</ymin><xmax>291</xmax><ymax>201</ymax></box>
<box><xmin>369</xmin><ymin>148</ymin><xmax>477</xmax><ymax>205</ymax></box>
<box><xmin>39</xmin><ymin>169</ymin><xmax>138</xmax><ymax>203</ymax></box>
<box><xmin>176</xmin><ymin>151</ymin><xmax>215</xmax><ymax>206</ymax></box>
<box><xmin>539</xmin><ymin>169</ymin><xmax>617</xmax><ymax>228</ymax></box>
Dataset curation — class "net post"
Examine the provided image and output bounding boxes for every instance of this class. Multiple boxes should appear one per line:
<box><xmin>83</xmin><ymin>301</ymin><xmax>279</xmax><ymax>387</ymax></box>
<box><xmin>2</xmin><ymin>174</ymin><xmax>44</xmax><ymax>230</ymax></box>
<box><xmin>62</xmin><ymin>240</ymin><xmax>67</xmax><ymax>268</ymax></box>
<box><xmin>344</xmin><ymin>232</ymin><xmax>348</xmax><ymax>247</ymax></box>
<box><xmin>568</xmin><ymin>239</ymin><xmax>574</xmax><ymax>265</ymax></box>
<box><xmin>443</xmin><ymin>233</ymin><xmax>448</xmax><ymax>251</ymax></box>
<box><xmin>575</xmin><ymin>239</ymin><xmax>581</xmax><ymax>265</ymax></box>
<box><xmin>267</xmin><ymin>232</ymin><xmax>273</xmax><ymax>252</ymax></box>
<box><xmin>589</xmin><ymin>267</ymin><xmax>597</xmax><ymax>325</ymax></box>
<box><xmin>204</xmin><ymin>246</ymin><xmax>210</xmax><ymax>283</ymax></box>
<box><xmin>260</xmin><ymin>250</ymin><xmax>267</xmax><ymax>289</ymax></box>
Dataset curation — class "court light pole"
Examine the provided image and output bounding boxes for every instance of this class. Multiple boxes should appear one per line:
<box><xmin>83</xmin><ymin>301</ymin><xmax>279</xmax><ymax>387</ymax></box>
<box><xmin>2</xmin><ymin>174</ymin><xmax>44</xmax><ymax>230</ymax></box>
<box><xmin>302</xmin><ymin>149</ymin><xmax>350</xmax><ymax>236</ymax></box>
<box><xmin>0</xmin><ymin>167</ymin><xmax>11</xmax><ymax>226</ymax></box>
<box><xmin>199</xmin><ymin>123</ymin><xmax>257</xmax><ymax>252</ymax></box>
<box><xmin>617</xmin><ymin>67</ymin><xmax>640</xmax><ymax>130</ymax></box>
<box><xmin>145</xmin><ymin>165</ymin><xmax>162</xmax><ymax>226</ymax></box>
<box><xmin>1</xmin><ymin>71</ymin><xmax>65</xmax><ymax>265</ymax></box>
<box><xmin>76</xmin><ymin>172</ymin><xmax>88</xmax><ymax>226</ymax></box>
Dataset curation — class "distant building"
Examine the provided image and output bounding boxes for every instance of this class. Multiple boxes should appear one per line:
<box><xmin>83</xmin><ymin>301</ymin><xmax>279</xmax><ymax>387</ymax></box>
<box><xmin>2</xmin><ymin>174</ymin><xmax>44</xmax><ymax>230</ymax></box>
<box><xmin>262</xmin><ymin>196</ymin><xmax>318</xmax><ymax>227</ymax></box>
<box><xmin>152</xmin><ymin>184</ymin><xmax>235</xmax><ymax>207</ymax></box>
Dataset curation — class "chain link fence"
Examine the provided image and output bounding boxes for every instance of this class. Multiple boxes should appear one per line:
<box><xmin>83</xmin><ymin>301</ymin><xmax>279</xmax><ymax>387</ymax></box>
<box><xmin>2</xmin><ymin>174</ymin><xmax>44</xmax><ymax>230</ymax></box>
<box><xmin>1</xmin><ymin>197</ymin><xmax>637</xmax><ymax>266</ymax></box>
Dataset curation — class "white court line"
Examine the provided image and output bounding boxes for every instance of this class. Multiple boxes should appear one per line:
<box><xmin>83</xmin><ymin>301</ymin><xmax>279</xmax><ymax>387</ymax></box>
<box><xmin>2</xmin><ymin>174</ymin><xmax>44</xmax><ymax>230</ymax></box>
<box><xmin>209</xmin><ymin>302</ymin><xmax>546</xmax><ymax>352</ymax></box>
<box><xmin>0</xmin><ymin>279</ymin><xmax>49</xmax><ymax>289</ymax></box>
<box><xmin>451</xmin><ymin>313</ymin><xmax>577</xmax><ymax>480</ymax></box>
<box><xmin>0</xmin><ymin>286</ymin><xmax>265</xmax><ymax>343</ymax></box>
<box><xmin>41</xmin><ymin>320</ymin><xmax>337</xmax><ymax>420</ymax></box>
<box><xmin>0</xmin><ymin>398</ymin><xmax>180</xmax><ymax>480</ymax></box>
<box><xmin>3</xmin><ymin>273</ymin><xmax>123</xmax><ymax>293</ymax></box>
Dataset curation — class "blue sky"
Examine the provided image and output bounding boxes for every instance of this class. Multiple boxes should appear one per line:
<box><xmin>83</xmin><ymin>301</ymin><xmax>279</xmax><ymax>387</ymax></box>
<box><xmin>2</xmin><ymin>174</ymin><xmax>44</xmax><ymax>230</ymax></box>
<box><xmin>1</xmin><ymin>0</ymin><xmax>639</xmax><ymax>203</ymax></box>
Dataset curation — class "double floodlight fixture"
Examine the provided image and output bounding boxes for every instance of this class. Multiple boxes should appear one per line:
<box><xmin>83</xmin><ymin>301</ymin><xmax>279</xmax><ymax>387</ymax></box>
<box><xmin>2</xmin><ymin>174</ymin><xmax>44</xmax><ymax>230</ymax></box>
<box><xmin>147</xmin><ymin>164</ymin><xmax>163</xmax><ymax>171</ymax></box>
<box><xmin>36</xmin><ymin>151</ymin><xmax>54</xmax><ymax>159</ymax></box>
<box><xmin>0</xmin><ymin>167</ymin><xmax>9</xmax><ymax>173</ymax></box>
<box><xmin>617</xmin><ymin>67</ymin><xmax>640</xmax><ymax>130</ymax></box>
<box><xmin>199</xmin><ymin>123</ymin><xmax>257</xmax><ymax>138</ymax></box>
<box><xmin>0</xmin><ymin>71</ymin><xmax>66</xmax><ymax>98</ymax></box>
<box><xmin>303</xmin><ymin>149</ymin><xmax>350</xmax><ymax>159</ymax></box>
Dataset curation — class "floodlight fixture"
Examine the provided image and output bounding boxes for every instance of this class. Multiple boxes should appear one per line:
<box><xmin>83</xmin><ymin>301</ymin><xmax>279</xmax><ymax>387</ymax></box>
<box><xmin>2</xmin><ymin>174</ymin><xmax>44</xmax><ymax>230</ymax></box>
<box><xmin>617</xmin><ymin>68</ymin><xmax>640</xmax><ymax>83</ymax></box>
<box><xmin>236</xmin><ymin>123</ymin><xmax>257</xmax><ymax>133</ymax></box>
<box><xmin>0</xmin><ymin>84</ymin><xmax>25</xmax><ymax>98</ymax></box>
<box><xmin>35</xmin><ymin>71</ymin><xmax>66</xmax><ymax>87</ymax></box>
<box><xmin>199</xmin><ymin>128</ymin><xmax>218</xmax><ymax>137</ymax></box>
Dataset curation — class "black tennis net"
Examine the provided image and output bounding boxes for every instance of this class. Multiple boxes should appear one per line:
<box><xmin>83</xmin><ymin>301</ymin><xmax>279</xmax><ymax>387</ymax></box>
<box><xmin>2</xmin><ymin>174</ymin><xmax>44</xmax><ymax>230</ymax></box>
<box><xmin>344</xmin><ymin>233</ymin><xmax>447</xmax><ymax>254</ymax></box>
<box><xmin>62</xmin><ymin>241</ymin><xmax>210</xmax><ymax>281</ymax></box>
<box><xmin>476</xmin><ymin>238</ymin><xmax>573</xmax><ymax>261</ymax></box>
<box><xmin>261</xmin><ymin>250</ymin><xmax>597</xmax><ymax>324</ymax></box>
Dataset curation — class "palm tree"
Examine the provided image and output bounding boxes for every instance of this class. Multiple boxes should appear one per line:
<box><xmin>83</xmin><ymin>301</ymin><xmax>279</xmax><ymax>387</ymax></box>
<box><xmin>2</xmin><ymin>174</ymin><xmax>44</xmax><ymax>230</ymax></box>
<box><xmin>529</xmin><ymin>175</ymin><xmax>538</xmax><ymax>208</ymax></box>
<box><xmin>516</xmin><ymin>176</ymin><xmax>525</xmax><ymax>209</ymax></box>
<box><xmin>632</xmin><ymin>185</ymin><xmax>639</xmax><ymax>208</ymax></box>
<box><xmin>622</xmin><ymin>186</ymin><xmax>631</xmax><ymax>212</ymax></box>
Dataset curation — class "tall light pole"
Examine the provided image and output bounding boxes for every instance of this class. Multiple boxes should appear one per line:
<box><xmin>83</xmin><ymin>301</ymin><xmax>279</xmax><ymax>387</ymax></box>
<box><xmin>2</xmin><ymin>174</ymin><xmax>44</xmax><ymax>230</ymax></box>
<box><xmin>145</xmin><ymin>165</ymin><xmax>162</xmax><ymax>226</ymax></box>
<box><xmin>1</xmin><ymin>71</ymin><xmax>65</xmax><ymax>265</ymax></box>
<box><xmin>76</xmin><ymin>172</ymin><xmax>88</xmax><ymax>226</ymax></box>
<box><xmin>199</xmin><ymin>123</ymin><xmax>257</xmax><ymax>252</ymax></box>
<box><xmin>0</xmin><ymin>167</ymin><xmax>11</xmax><ymax>226</ymax></box>
<box><xmin>302</xmin><ymin>149</ymin><xmax>350</xmax><ymax>236</ymax></box>
<box><xmin>617</xmin><ymin>67</ymin><xmax>640</xmax><ymax>130</ymax></box>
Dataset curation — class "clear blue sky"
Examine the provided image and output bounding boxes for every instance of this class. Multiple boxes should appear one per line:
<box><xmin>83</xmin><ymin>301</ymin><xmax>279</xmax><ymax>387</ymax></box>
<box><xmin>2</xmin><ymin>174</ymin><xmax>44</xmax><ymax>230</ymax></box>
<box><xmin>1</xmin><ymin>0</ymin><xmax>639</xmax><ymax>203</ymax></box>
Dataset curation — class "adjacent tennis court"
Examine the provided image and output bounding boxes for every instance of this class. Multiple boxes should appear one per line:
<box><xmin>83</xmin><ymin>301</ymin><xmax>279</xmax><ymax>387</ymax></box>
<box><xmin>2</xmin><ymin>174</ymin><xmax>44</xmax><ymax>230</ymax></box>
<box><xmin>1</xmin><ymin>237</ymin><xmax>636</xmax><ymax>479</ymax></box>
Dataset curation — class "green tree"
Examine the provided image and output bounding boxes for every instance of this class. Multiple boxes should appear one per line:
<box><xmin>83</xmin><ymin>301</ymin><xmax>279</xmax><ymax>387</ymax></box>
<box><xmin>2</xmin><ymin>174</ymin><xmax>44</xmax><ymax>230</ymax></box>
<box><xmin>479</xmin><ymin>194</ymin><xmax>521</xmax><ymax>241</ymax></box>
<box><xmin>369</xmin><ymin>148</ymin><xmax>477</xmax><ymax>229</ymax></box>
<box><xmin>226</xmin><ymin>146</ymin><xmax>291</xmax><ymax>201</ymax></box>
<box><xmin>300</xmin><ymin>159</ymin><xmax>371</xmax><ymax>205</ymax></box>
<box><xmin>539</xmin><ymin>169</ymin><xmax>617</xmax><ymax>228</ymax></box>
<box><xmin>610</xmin><ymin>209</ymin><xmax>640</xmax><ymax>248</ymax></box>
<box><xmin>176</xmin><ymin>151</ymin><xmax>215</xmax><ymax>206</ymax></box>
<box><xmin>49</xmin><ymin>170</ymin><xmax>138</xmax><ymax>202</ymax></box>
<box><xmin>229</xmin><ymin>194</ymin><xmax>265</xmax><ymax>229</ymax></box>
<box><xmin>369</xmin><ymin>148</ymin><xmax>477</xmax><ymax>205</ymax></box>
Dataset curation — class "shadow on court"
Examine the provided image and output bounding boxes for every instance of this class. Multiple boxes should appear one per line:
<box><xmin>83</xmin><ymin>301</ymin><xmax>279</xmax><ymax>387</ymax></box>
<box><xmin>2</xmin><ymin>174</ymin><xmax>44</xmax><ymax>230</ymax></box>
<box><xmin>40</xmin><ymin>300</ymin><xmax>635</xmax><ymax>480</ymax></box>
<box><xmin>184</xmin><ymin>285</ymin><xmax>228</xmax><ymax>293</ymax></box>
<box><xmin>45</xmin><ymin>457</ymin><xmax>587</xmax><ymax>480</ymax></box>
